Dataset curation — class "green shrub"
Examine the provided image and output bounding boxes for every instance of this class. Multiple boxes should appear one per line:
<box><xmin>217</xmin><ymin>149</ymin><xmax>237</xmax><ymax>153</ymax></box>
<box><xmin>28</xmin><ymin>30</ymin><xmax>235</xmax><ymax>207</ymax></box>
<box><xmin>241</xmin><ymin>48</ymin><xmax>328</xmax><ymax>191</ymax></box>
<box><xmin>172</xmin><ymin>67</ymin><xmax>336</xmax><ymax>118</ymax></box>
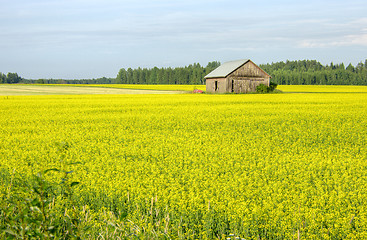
<box><xmin>256</xmin><ymin>84</ymin><xmax>269</xmax><ymax>93</ymax></box>
<box><xmin>256</xmin><ymin>82</ymin><xmax>278</xmax><ymax>93</ymax></box>
<box><xmin>269</xmin><ymin>82</ymin><xmax>278</xmax><ymax>91</ymax></box>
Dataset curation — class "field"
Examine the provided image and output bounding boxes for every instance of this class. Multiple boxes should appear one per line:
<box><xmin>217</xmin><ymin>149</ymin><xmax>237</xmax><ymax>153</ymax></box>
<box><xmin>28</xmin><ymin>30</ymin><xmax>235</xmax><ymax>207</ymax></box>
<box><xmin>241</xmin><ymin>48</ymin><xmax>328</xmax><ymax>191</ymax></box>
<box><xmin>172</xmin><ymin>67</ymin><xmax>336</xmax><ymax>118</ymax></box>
<box><xmin>1</xmin><ymin>85</ymin><xmax>367</xmax><ymax>239</ymax></box>
<box><xmin>86</xmin><ymin>84</ymin><xmax>206</xmax><ymax>92</ymax></box>
<box><xmin>0</xmin><ymin>84</ymin><xmax>188</xmax><ymax>95</ymax></box>
<box><xmin>2</xmin><ymin>84</ymin><xmax>367</xmax><ymax>96</ymax></box>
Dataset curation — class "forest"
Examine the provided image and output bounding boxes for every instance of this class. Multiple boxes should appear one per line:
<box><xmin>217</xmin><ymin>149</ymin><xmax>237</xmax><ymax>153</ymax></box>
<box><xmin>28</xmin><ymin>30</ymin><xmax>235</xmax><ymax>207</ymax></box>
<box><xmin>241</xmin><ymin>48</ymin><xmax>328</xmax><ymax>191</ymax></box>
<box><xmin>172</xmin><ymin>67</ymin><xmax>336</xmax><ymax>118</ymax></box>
<box><xmin>261</xmin><ymin>59</ymin><xmax>367</xmax><ymax>85</ymax></box>
<box><xmin>1</xmin><ymin>59</ymin><xmax>366</xmax><ymax>85</ymax></box>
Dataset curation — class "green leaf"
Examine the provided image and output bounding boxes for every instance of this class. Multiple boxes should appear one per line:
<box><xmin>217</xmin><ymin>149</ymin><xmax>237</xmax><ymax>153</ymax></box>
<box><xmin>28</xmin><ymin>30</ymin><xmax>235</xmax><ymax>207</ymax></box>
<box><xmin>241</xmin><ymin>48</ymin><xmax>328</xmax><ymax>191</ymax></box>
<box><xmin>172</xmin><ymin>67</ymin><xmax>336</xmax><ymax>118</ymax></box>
<box><xmin>70</xmin><ymin>182</ymin><xmax>80</xmax><ymax>187</ymax></box>
<box><xmin>68</xmin><ymin>161</ymin><xmax>82</xmax><ymax>165</ymax></box>
<box><xmin>4</xmin><ymin>229</ymin><xmax>18</xmax><ymax>237</ymax></box>
<box><xmin>44</xmin><ymin>168</ymin><xmax>60</xmax><ymax>174</ymax></box>
<box><xmin>33</xmin><ymin>186</ymin><xmax>40</xmax><ymax>194</ymax></box>
<box><xmin>31</xmin><ymin>197</ymin><xmax>40</xmax><ymax>206</ymax></box>
<box><xmin>30</xmin><ymin>206</ymin><xmax>41</xmax><ymax>213</ymax></box>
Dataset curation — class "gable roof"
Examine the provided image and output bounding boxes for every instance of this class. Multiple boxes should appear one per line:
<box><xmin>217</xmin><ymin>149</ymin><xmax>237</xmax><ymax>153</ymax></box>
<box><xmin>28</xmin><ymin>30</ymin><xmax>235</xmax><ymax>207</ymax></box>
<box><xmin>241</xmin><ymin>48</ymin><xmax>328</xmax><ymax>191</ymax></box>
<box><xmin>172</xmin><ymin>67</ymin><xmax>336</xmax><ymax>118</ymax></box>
<box><xmin>204</xmin><ymin>59</ymin><xmax>271</xmax><ymax>79</ymax></box>
<box><xmin>205</xmin><ymin>59</ymin><xmax>249</xmax><ymax>78</ymax></box>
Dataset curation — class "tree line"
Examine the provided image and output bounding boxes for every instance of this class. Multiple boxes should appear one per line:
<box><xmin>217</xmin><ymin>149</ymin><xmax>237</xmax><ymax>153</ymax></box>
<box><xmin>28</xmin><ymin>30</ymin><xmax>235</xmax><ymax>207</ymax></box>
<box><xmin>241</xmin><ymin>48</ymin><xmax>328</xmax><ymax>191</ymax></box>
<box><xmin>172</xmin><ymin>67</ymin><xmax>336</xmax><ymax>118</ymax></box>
<box><xmin>114</xmin><ymin>59</ymin><xmax>367</xmax><ymax>85</ymax></box>
<box><xmin>30</xmin><ymin>77</ymin><xmax>115</xmax><ymax>84</ymax></box>
<box><xmin>260</xmin><ymin>59</ymin><xmax>367</xmax><ymax>85</ymax></box>
<box><xmin>115</xmin><ymin>61</ymin><xmax>220</xmax><ymax>85</ymax></box>
<box><xmin>1</xmin><ymin>59</ymin><xmax>366</xmax><ymax>85</ymax></box>
<box><xmin>0</xmin><ymin>72</ymin><xmax>23</xmax><ymax>84</ymax></box>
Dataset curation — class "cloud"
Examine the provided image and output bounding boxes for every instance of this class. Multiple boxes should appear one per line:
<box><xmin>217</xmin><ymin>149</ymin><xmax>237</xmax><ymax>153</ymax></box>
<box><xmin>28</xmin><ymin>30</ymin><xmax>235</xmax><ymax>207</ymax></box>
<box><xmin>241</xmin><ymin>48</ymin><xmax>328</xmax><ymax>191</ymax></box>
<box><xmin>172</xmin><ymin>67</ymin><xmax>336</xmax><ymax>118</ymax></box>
<box><xmin>350</xmin><ymin>17</ymin><xmax>367</xmax><ymax>25</ymax></box>
<box><xmin>298</xmin><ymin>34</ymin><xmax>367</xmax><ymax>48</ymax></box>
<box><xmin>1</xmin><ymin>0</ymin><xmax>367</xmax><ymax>78</ymax></box>
<box><xmin>297</xmin><ymin>17</ymin><xmax>367</xmax><ymax>48</ymax></box>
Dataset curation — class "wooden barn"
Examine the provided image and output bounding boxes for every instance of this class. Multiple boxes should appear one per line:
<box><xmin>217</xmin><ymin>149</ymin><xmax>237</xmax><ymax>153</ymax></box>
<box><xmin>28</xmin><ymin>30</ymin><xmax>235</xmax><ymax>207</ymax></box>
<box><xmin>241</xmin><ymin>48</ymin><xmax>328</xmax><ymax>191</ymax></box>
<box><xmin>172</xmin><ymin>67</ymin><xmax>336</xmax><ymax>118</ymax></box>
<box><xmin>205</xmin><ymin>59</ymin><xmax>271</xmax><ymax>93</ymax></box>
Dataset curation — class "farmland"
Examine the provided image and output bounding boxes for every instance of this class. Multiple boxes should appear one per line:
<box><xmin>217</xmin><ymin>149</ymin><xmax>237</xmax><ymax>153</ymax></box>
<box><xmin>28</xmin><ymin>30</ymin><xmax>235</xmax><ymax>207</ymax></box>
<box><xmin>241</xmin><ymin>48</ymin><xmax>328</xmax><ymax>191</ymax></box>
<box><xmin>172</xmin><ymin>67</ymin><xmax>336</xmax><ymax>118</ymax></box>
<box><xmin>1</xmin><ymin>85</ymin><xmax>367</xmax><ymax>239</ymax></box>
<box><xmin>0</xmin><ymin>84</ymin><xmax>187</xmax><ymax>95</ymax></box>
<box><xmin>2</xmin><ymin>84</ymin><xmax>367</xmax><ymax>96</ymax></box>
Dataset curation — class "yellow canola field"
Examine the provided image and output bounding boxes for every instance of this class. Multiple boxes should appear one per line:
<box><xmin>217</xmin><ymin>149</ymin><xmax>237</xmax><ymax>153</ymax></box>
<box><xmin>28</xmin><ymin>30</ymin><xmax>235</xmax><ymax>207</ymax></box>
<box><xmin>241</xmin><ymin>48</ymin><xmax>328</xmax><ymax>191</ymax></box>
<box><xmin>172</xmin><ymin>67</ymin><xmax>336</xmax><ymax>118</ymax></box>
<box><xmin>29</xmin><ymin>83</ymin><xmax>206</xmax><ymax>92</ymax></box>
<box><xmin>100</xmin><ymin>84</ymin><xmax>367</xmax><ymax>93</ymax></box>
<box><xmin>0</xmin><ymin>89</ymin><xmax>367</xmax><ymax>239</ymax></box>
<box><xmin>12</xmin><ymin>83</ymin><xmax>367</xmax><ymax>93</ymax></box>
<box><xmin>90</xmin><ymin>84</ymin><xmax>206</xmax><ymax>91</ymax></box>
<box><xmin>277</xmin><ymin>85</ymin><xmax>367</xmax><ymax>93</ymax></box>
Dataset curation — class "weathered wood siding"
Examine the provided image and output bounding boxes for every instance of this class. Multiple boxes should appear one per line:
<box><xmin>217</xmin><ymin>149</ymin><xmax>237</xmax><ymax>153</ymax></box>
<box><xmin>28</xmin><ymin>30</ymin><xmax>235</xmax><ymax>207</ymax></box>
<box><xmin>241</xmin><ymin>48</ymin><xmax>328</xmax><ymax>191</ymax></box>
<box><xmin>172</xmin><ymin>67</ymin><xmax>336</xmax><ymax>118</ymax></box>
<box><xmin>227</xmin><ymin>61</ymin><xmax>270</xmax><ymax>93</ymax></box>
<box><xmin>227</xmin><ymin>78</ymin><xmax>269</xmax><ymax>93</ymax></box>
<box><xmin>231</xmin><ymin>61</ymin><xmax>269</xmax><ymax>79</ymax></box>
<box><xmin>206</xmin><ymin>78</ymin><xmax>227</xmax><ymax>93</ymax></box>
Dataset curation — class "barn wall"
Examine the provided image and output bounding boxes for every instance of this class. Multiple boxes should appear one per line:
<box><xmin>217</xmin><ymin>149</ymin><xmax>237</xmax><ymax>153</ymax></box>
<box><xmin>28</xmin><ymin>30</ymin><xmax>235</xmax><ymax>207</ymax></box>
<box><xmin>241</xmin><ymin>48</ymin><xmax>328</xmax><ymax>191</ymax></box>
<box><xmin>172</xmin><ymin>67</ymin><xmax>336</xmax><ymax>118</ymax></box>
<box><xmin>231</xmin><ymin>61</ymin><xmax>270</xmax><ymax>80</ymax></box>
<box><xmin>228</xmin><ymin>61</ymin><xmax>270</xmax><ymax>93</ymax></box>
<box><xmin>229</xmin><ymin>78</ymin><xmax>269</xmax><ymax>93</ymax></box>
<box><xmin>206</xmin><ymin>78</ymin><xmax>227</xmax><ymax>93</ymax></box>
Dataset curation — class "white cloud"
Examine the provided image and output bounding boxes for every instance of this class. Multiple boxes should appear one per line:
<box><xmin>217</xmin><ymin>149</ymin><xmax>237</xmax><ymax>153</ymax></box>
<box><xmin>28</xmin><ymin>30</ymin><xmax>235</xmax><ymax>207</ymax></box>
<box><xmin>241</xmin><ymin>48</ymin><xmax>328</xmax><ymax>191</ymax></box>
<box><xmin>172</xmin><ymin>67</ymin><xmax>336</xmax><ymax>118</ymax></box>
<box><xmin>351</xmin><ymin>17</ymin><xmax>367</xmax><ymax>25</ymax></box>
<box><xmin>296</xmin><ymin>16</ymin><xmax>367</xmax><ymax>48</ymax></box>
<box><xmin>1</xmin><ymin>0</ymin><xmax>367</xmax><ymax>78</ymax></box>
<box><xmin>298</xmin><ymin>34</ymin><xmax>367</xmax><ymax>48</ymax></box>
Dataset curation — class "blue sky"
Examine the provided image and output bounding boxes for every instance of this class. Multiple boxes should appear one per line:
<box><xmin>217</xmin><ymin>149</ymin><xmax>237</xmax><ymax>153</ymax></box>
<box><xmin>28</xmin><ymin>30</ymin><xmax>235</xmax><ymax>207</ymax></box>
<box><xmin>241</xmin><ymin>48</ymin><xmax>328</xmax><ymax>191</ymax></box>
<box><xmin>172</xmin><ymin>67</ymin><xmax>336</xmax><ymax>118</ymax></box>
<box><xmin>1</xmin><ymin>0</ymin><xmax>366</xmax><ymax>79</ymax></box>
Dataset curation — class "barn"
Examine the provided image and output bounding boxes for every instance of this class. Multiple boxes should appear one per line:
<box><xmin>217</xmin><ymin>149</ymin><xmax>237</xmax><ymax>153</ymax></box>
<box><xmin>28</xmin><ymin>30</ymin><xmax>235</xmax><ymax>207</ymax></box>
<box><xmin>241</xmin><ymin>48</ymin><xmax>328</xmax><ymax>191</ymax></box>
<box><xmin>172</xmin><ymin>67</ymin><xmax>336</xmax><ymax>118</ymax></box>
<box><xmin>205</xmin><ymin>59</ymin><xmax>271</xmax><ymax>93</ymax></box>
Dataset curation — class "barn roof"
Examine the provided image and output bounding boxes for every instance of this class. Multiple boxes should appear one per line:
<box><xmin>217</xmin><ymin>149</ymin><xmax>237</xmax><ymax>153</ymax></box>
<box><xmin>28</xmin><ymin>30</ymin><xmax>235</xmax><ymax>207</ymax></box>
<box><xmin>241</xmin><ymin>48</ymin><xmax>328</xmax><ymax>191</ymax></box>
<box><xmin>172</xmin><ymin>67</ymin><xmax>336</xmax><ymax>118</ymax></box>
<box><xmin>205</xmin><ymin>59</ymin><xmax>250</xmax><ymax>78</ymax></box>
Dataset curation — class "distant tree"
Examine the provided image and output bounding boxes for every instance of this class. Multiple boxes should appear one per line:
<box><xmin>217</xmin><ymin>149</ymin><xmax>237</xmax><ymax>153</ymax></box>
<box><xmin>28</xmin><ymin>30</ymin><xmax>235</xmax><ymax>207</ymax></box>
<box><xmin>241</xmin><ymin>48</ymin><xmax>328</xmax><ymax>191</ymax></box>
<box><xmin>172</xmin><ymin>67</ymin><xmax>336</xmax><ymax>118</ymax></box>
<box><xmin>6</xmin><ymin>72</ymin><xmax>22</xmax><ymax>83</ymax></box>
<box><xmin>141</xmin><ymin>68</ymin><xmax>148</xmax><ymax>84</ymax></box>
<box><xmin>0</xmin><ymin>73</ymin><xmax>6</xmax><ymax>83</ymax></box>
<box><xmin>205</xmin><ymin>61</ymin><xmax>221</xmax><ymax>74</ymax></box>
<box><xmin>337</xmin><ymin>63</ymin><xmax>345</xmax><ymax>70</ymax></box>
<box><xmin>36</xmin><ymin>79</ymin><xmax>45</xmax><ymax>84</ymax></box>
<box><xmin>57</xmin><ymin>79</ymin><xmax>67</xmax><ymax>84</ymax></box>
<box><xmin>127</xmin><ymin>68</ymin><xmax>133</xmax><ymax>84</ymax></box>
<box><xmin>356</xmin><ymin>62</ymin><xmax>364</xmax><ymax>73</ymax></box>
<box><xmin>260</xmin><ymin>60</ymin><xmax>366</xmax><ymax>86</ymax></box>
<box><xmin>346</xmin><ymin>63</ymin><xmax>355</xmax><ymax>72</ymax></box>
<box><xmin>149</xmin><ymin>67</ymin><xmax>158</xmax><ymax>84</ymax></box>
<box><xmin>156</xmin><ymin>68</ymin><xmax>164</xmax><ymax>84</ymax></box>
<box><xmin>132</xmin><ymin>69</ymin><xmax>140</xmax><ymax>84</ymax></box>
<box><xmin>116</xmin><ymin>68</ymin><xmax>127</xmax><ymax>84</ymax></box>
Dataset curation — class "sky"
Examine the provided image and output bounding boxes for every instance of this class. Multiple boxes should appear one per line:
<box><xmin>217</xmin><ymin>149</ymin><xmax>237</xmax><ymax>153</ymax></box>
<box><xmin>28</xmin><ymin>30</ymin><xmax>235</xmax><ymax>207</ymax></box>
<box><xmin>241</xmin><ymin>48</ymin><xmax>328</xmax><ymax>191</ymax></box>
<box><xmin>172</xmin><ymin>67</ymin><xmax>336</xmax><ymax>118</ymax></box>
<box><xmin>1</xmin><ymin>0</ymin><xmax>366</xmax><ymax>79</ymax></box>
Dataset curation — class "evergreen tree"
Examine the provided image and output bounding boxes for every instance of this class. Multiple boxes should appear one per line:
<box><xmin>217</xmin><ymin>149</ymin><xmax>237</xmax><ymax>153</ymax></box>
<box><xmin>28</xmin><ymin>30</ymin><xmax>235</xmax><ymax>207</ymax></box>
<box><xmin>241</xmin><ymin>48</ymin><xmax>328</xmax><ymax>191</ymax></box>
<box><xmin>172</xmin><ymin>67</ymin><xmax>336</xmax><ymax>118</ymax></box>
<box><xmin>0</xmin><ymin>73</ymin><xmax>6</xmax><ymax>83</ymax></box>
<box><xmin>346</xmin><ymin>63</ymin><xmax>355</xmax><ymax>72</ymax></box>
<box><xmin>6</xmin><ymin>72</ymin><xmax>22</xmax><ymax>83</ymax></box>
<box><xmin>116</xmin><ymin>68</ymin><xmax>127</xmax><ymax>83</ymax></box>
<box><xmin>127</xmin><ymin>68</ymin><xmax>133</xmax><ymax>84</ymax></box>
